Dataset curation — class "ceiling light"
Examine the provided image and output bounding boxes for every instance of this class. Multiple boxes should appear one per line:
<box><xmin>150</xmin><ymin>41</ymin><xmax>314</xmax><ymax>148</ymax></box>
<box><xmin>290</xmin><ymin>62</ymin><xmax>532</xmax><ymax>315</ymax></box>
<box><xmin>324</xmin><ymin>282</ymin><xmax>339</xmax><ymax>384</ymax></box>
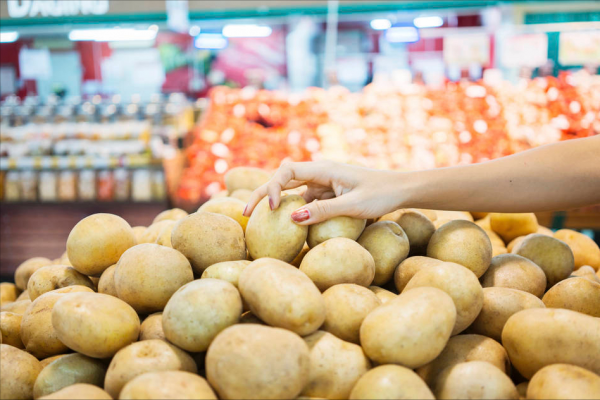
<box><xmin>370</xmin><ymin>19</ymin><xmax>392</xmax><ymax>30</ymax></box>
<box><xmin>386</xmin><ymin>26</ymin><xmax>420</xmax><ymax>43</ymax></box>
<box><xmin>0</xmin><ymin>31</ymin><xmax>19</xmax><ymax>43</ymax></box>
<box><xmin>414</xmin><ymin>16</ymin><xmax>444</xmax><ymax>28</ymax></box>
<box><xmin>194</xmin><ymin>33</ymin><xmax>228</xmax><ymax>49</ymax></box>
<box><xmin>68</xmin><ymin>28</ymin><xmax>157</xmax><ymax>42</ymax></box>
<box><xmin>222</xmin><ymin>24</ymin><xmax>272</xmax><ymax>38</ymax></box>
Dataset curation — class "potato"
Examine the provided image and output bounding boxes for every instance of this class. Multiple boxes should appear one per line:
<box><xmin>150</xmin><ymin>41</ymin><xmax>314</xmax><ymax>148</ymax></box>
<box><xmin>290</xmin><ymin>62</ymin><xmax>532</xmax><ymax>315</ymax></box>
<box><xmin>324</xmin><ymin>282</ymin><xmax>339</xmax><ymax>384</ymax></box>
<box><xmin>230</xmin><ymin>188</ymin><xmax>252</xmax><ymax>202</ymax></box>
<box><xmin>468</xmin><ymin>287</ymin><xmax>545</xmax><ymax>342</ymax></box>
<box><xmin>507</xmin><ymin>236</ymin><xmax>526</xmax><ymax>253</ymax></box>
<box><xmin>322</xmin><ymin>284</ymin><xmax>381</xmax><ymax>344</ymax></box>
<box><xmin>527</xmin><ymin>364</ymin><xmax>600</xmax><ymax>400</ymax></box>
<box><xmin>301</xmin><ymin>331</ymin><xmax>371</xmax><ymax>399</ymax></box>
<box><xmin>67</xmin><ymin>214</ymin><xmax>136</xmax><ymax>276</ymax></box>
<box><xmin>358</xmin><ymin>221</ymin><xmax>410</xmax><ymax>285</ymax></box>
<box><xmin>239</xmin><ymin>258</ymin><xmax>325</xmax><ymax>336</ymax></box>
<box><xmin>489</xmin><ymin>213</ymin><xmax>538</xmax><ymax>243</ymax></box>
<box><xmin>172</xmin><ymin>212</ymin><xmax>246</xmax><ymax>275</ymax></box>
<box><xmin>120</xmin><ymin>371</ymin><xmax>217</xmax><ymax>400</ymax></box>
<box><xmin>50</xmin><ymin>286</ymin><xmax>94</xmax><ymax>295</ymax></box>
<box><xmin>349</xmin><ymin>364</ymin><xmax>434</xmax><ymax>400</ymax></box>
<box><xmin>435</xmin><ymin>210</ymin><xmax>474</xmax><ymax>222</ymax></box>
<box><xmin>139</xmin><ymin>313</ymin><xmax>165</xmax><ymax>341</ymax></box>
<box><xmin>300</xmin><ymin>238</ymin><xmax>375</xmax><ymax>291</ymax></box>
<box><xmin>162</xmin><ymin>279</ymin><xmax>242</xmax><ymax>352</ymax></box>
<box><xmin>97</xmin><ymin>265</ymin><xmax>117</xmax><ymax>297</ymax></box>
<box><xmin>155</xmin><ymin>221</ymin><xmax>176</xmax><ymax>248</ymax></box>
<box><xmin>38</xmin><ymin>384</ymin><xmax>112</xmax><ymax>400</ymax></box>
<box><xmin>379</xmin><ymin>209</ymin><xmax>435</xmax><ymax>255</ymax></box>
<box><xmin>516</xmin><ymin>382</ymin><xmax>528</xmax><ymax>399</ymax></box>
<box><xmin>360</xmin><ymin>287</ymin><xmax>456</xmax><ymax>368</ymax></box>
<box><xmin>0</xmin><ymin>282</ymin><xmax>19</xmax><ymax>306</ymax></box>
<box><xmin>368</xmin><ymin>286</ymin><xmax>396</xmax><ymax>304</ymax></box>
<box><xmin>115</xmin><ymin>244</ymin><xmax>193</xmax><ymax>313</ymax></box>
<box><xmin>502</xmin><ymin>308</ymin><xmax>600</xmax><ymax>378</ymax></box>
<box><xmin>52</xmin><ymin>292</ymin><xmax>140</xmax><ymax>358</ymax></box>
<box><xmin>27</xmin><ymin>265</ymin><xmax>94</xmax><ymax>302</ymax></box>
<box><xmin>433</xmin><ymin>219</ymin><xmax>453</xmax><ymax>229</ymax></box>
<box><xmin>554</xmin><ymin>229</ymin><xmax>600</xmax><ymax>271</ymax></box>
<box><xmin>239</xmin><ymin>311</ymin><xmax>264</xmax><ymax>325</ymax></box>
<box><xmin>16</xmin><ymin>290</ymin><xmax>30</xmax><ymax>301</ymax></box>
<box><xmin>414</xmin><ymin>208</ymin><xmax>438</xmax><ymax>221</ymax></box>
<box><xmin>433</xmin><ymin>361</ymin><xmax>519</xmax><ymax>400</ymax></box>
<box><xmin>15</xmin><ymin>257</ymin><xmax>53</xmax><ymax>290</ymax></box>
<box><xmin>480</xmin><ymin>254</ymin><xmax>547</xmax><ymax>298</ymax></box>
<box><xmin>246</xmin><ymin>195</ymin><xmax>308</xmax><ymax>263</ymax></box>
<box><xmin>427</xmin><ymin>220</ymin><xmax>492</xmax><ymax>278</ymax></box>
<box><xmin>200</xmin><ymin>260</ymin><xmax>251</xmax><ymax>288</ymax></box>
<box><xmin>484</xmin><ymin>229</ymin><xmax>505</xmax><ymax>248</ymax></box>
<box><xmin>542</xmin><ymin>277</ymin><xmax>600</xmax><ymax>317</ymax></box>
<box><xmin>492</xmin><ymin>245</ymin><xmax>508</xmax><ymax>257</ymax></box>
<box><xmin>138</xmin><ymin>220</ymin><xmax>175</xmax><ymax>244</ymax></box>
<box><xmin>475</xmin><ymin>215</ymin><xmax>492</xmax><ymax>230</ymax></box>
<box><xmin>0</xmin><ymin>344</ymin><xmax>42</xmax><ymax>400</ymax></box>
<box><xmin>132</xmin><ymin>226</ymin><xmax>147</xmax><ymax>244</ymax></box>
<box><xmin>291</xmin><ymin>242</ymin><xmax>310</xmax><ymax>267</ymax></box>
<box><xmin>210</xmin><ymin>189</ymin><xmax>229</xmax><ymax>199</ymax></box>
<box><xmin>393</xmin><ymin>256</ymin><xmax>443</xmax><ymax>293</ymax></box>
<box><xmin>39</xmin><ymin>355</ymin><xmax>67</xmax><ymax>370</ymax></box>
<box><xmin>0</xmin><ymin>311</ymin><xmax>24</xmax><ymax>348</ymax></box>
<box><xmin>224</xmin><ymin>166</ymin><xmax>270</xmax><ymax>192</ymax></box>
<box><xmin>0</xmin><ymin>299</ymin><xmax>31</xmax><ymax>314</ymax></box>
<box><xmin>513</xmin><ymin>234</ymin><xmax>574</xmax><ymax>288</ymax></box>
<box><xmin>199</xmin><ymin>197</ymin><xmax>249</xmax><ymax>232</ymax></box>
<box><xmin>404</xmin><ymin>262</ymin><xmax>483</xmax><ymax>335</ymax></box>
<box><xmin>21</xmin><ymin>292</ymin><xmax>69</xmax><ymax>358</ymax></box>
<box><xmin>307</xmin><ymin>217</ymin><xmax>366</xmax><ymax>249</ymax></box>
<box><xmin>89</xmin><ymin>276</ymin><xmax>99</xmax><ymax>290</ymax></box>
<box><xmin>33</xmin><ymin>353</ymin><xmax>106</xmax><ymax>399</ymax></box>
<box><xmin>571</xmin><ymin>265</ymin><xmax>600</xmax><ymax>283</ymax></box>
<box><xmin>471</xmin><ymin>212</ymin><xmax>488</xmax><ymax>220</ymax></box>
<box><xmin>104</xmin><ymin>339</ymin><xmax>197</xmax><ymax>398</ymax></box>
<box><xmin>206</xmin><ymin>324</ymin><xmax>309</xmax><ymax>400</ymax></box>
<box><xmin>152</xmin><ymin>208</ymin><xmax>188</xmax><ymax>224</ymax></box>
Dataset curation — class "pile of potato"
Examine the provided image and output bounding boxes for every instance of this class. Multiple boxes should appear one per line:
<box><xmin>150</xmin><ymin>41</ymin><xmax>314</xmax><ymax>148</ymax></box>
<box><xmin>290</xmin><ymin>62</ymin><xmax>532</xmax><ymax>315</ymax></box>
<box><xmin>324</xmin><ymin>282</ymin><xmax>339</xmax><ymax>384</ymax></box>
<box><xmin>1</xmin><ymin>166</ymin><xmax>600</xmax><ymax>400</ymax></box>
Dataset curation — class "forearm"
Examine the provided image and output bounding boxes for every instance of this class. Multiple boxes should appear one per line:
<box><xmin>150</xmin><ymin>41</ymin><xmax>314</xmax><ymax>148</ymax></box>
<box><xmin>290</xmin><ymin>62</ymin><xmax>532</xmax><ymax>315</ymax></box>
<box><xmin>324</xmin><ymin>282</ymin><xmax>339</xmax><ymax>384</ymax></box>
<box><xmin>400</xmin><ymin>135</ymin><xmax>600</xmax><ymax>213</ymax></box>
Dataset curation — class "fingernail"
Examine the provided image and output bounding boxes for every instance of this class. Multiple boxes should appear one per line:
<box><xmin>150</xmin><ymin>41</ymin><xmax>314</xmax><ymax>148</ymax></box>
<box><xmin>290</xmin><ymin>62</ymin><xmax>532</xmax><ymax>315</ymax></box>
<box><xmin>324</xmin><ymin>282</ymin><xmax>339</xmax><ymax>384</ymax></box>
<box><xmin>291</xmin><ymin>208</ymin><xmax>310</xmax><ymax>222</ymax></box>
<box><xmin>269</xmin><ymin>197</ymin><xmax>274</xmax><ymax>210</ymax></box>
<box><xmin>243</xmin><ymin>205</ymin><xmax>248</xmax><ymax>216</ymax></box>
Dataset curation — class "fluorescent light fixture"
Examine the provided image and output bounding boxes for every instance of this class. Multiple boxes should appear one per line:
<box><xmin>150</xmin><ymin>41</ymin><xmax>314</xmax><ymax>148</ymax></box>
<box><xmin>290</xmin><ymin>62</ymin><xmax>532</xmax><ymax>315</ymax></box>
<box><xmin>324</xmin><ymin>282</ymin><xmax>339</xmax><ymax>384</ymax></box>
<box><xmin>68</xmin><ymin>28</ymin><xmax>157</xmax><ymax>42</ymax></box>
<box><xmin>414</xmin><ymin>16</ymin><xmax>444</xmax><ymax>28</ymax></box>
<box><xmin>194</xmin><ymin>33</ymin><xmax>228</xmax><ymax>49</ymax></box>
<box><xmin>222</xmin><ymin>24</ymin><xmax>272</xmax><ymax>38</ymax></box>
<box><xmin>189</xmin><ymin>25</ymin><xmax>201</xmax><ymax>36</ymax></box>
<box><xmin>370</xmin><ymin>19</ymin><xmax>392</xmax><ymax>30</ymax></box>
<box><xmin>0</xmin><ymin>31</ymin><xmax>19</xmax><ymax>43</ymax></box>
<box><xmin>386</xmin><ymin>26</ymin><xmax>420</xmax><ymax>43</ymax></box>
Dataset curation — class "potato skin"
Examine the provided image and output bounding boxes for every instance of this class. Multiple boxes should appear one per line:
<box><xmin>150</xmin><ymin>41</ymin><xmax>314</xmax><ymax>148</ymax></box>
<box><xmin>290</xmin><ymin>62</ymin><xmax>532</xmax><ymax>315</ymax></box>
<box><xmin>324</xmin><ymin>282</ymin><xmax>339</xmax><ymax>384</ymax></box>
<box><xmin>571</xmin><ymin>265</ymin><xmax>600</xmax><ymax>283</ymax></box>
<box><xmin>513</xmin><ymin>234</ymin><xmax>574</xmax><ymax>288</ymax></box>
<box><xmin>200</xmin><ymin>260</ymin><xmax>251</xmax><ymax>288</ymax></box>
<box><xmin>38</xmin><ymin>384</ymin><xmax>112</xmax><ymax>400</ymax></box>
<box><xmin>52</xmin><ymin>292</ymin><xmax>140</xmax><ymax>359</ymax></box>
<box><xmin>349</xmin><ymin>364</ymin><xmax>434</xmax><ymax>400</ymax></box>
<box><xmin>0</xmin><ymin>282</ymin><xmax>19</xmax><ymax>306</ymax></box>
<box><xmin>239</xmin><ymin>258</ymin><xmax>325</xmax><ymax>336</ymax></box>
<box><xmin>15</xmin><ymin>257</ymin><xmax>53</xmax><ymax>290</ymax></box>
<box><xmin>0</xmin><ymin>299</ymin><xmax>31</xmax><ymax>314</ymax></box>
<box><xmin>120</xmin><ymin>370</ymin><xmax>217</xmax><ymax>400</ymax></box>
<box><xmin>360</xmin><ymin>287</ymin><xmax>456</xmax><ymax>368</ymax></box>
<box><xmin>527</xmin><ymin>364</ymin><xmax>600</xmax><ymax>400</ymax></box>
<box><xmin>152</xmin><ymin>208</ymin><xmax>188</xmax><ymax>224</ymax></box>
<box><xmin>542</xmin><ymin>277</ymin><xmax>600</xmax><ymax>317</ymax></box>
<box><xmin>0</xmin><ymin>344</ymin><xmax>42</xmax><ymax>400</ymax></box>
<box><xmin>139</xmin><ymin>313</ymin><xmax>165</xmax><ymax>341</ymax></box>
<box><xmin>39</xmin><ymin>355</ymin><xmax>67</xmax><ymax>370</ymax></box>
<box><xmin>21</xmin><ymin>293</ymin><xmax>69</xmax><ymax>358</ymax></box>
<box><xmin>379</xmin><ymin>209</ymin><xmax>435</xmax><ymax>255</ymax></box>
<box><xmin>138</xmin><ymin>220</ymin><xmax>175</xmax><ymax>244</ymax></box>
<box><xmin>393</xmin><ymin>256</ymin><xmax>442</xmax><ymax>293</ymax></box>
<box><xmin>27</xmin><ymin>265</ymin><xmax>94</xmax><ymax>301</ymax></box>
<box><xmin>489</xmin><ymin>213</ymin><xmax>538</xmax><ymax>243</ymax></box>
<box><xmin>224</xmin><ymin>166</ymin><xmax>270</xmax><ymax>192</ymax></box>
<box><xmin>502</xmin><ymin>308</ymin><xmax>600</xmax><ymax>378</ymax></box>
<box><xmin>97</xmin><ymin>265</ymin><xmax>117</xmax><ymax>297</ymax></box>
<box><xmin>368</xmin><ymin>286</ymin><xmax>396</xmax><ymax>304</ymax></box>
<box><xmin>199</xmin><ymin>197</ymin><xmax>249</xmax><ymax>232</ymax></box>
<box><xmin>0</xmin><ymin>311</ymin><xmax>24</xmax><ymax>349</ymax></box>
<box><xmin>230</xmin><ymin>189</ymin><xmax>252</xmax><ymax>202</ymax></box>
<box><xmin>554</xmin><ymin>229</ymin><xmax>600</xmax><ymax>271</ymax></box>
<box><xmin>480</xmin><ymin>254</ymin><xmax>547</xmax><ymax>298</ymax></box>
<box><xmin>206</xmin><ymin>324</ymin><xmax>310</xmax><ymax>400</ymax></box>
<box><xmin>307</xmin><ymin>217</ymin><xmax>366</xmax><ymax>249</ymax></box>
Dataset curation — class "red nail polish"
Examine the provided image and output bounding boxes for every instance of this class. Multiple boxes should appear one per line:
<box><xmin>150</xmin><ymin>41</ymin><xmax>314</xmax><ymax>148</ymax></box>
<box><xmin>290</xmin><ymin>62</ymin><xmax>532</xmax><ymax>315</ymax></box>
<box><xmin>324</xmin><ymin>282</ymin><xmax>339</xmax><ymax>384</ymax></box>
<box><xmin>269</xmin><ymin>198</ymin><xmax>274</xmax><ymax>210</ymax></box>
<box><xmin>243</xmin><ymin>205</ymin><xmax>248</xmax><ymax>216</ymax></box>
<box><xmin>291</xmin><ymin>209</ymin><xmax>310</xmax><ymax>222</ymax></box>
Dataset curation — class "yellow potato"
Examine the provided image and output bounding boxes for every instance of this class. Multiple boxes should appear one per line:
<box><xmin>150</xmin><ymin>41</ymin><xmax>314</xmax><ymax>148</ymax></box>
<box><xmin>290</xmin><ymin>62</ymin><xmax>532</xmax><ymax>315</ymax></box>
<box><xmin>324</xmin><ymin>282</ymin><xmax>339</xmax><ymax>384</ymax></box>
<box><xmin>379</xmin><ymin>209</ymin><xmax>435</xmax><ymax>255</ymax></box>
<box><xmin>300</xmin><ymin>238</ymin><xmax>375</xmax><ymax>291</ymax></box>
<box><xmin>554</xmin><ymin>229</ymin><xmax>600</xmax><ymax>271</ymax></box>
<box><xmin>404</xmin><ymin>262</ymin><xmax>483</xmax><ymax>335</ymax></box>
<box><xmin>393</xmin><ymin>256</ymin><xmax>443</xmax><ymax>293</ymax></box>
<box><xmin>206</xmin><ymin>324</ymin><xmax>309</xmax><ymax>400</ymax></box>
<box><xmin>52</xmin><ymin>292</ymin><xmax>140</xmax><ymax>358</ymax></box>
<box><xmin>200</xmin><ymin>260</ymin><xmax>251</xmax><ymax>288</ymax></box>
<box><xmin>210</xmin><ymin>189</ymin><xmax>229</xmax><ymax>199</ymax></box>
<box><xmin>307</xmin><ymin>217</ymin><xmax>366</xmax><ymax>249</ymax></box>
<box><xmin>162</xmin><ymin>279</ymin><xmax>242</xmax><ymax>352</ymax></box>
<box><xmin>433</xmin><ymin>219</ymin><xmax>453</xmax><ymax>229</ymax></box>
<box><xmin>50</xmin><ymin>286</ymin><xmax>94</xmax><ymax>296</ymax></box>
<box><xmin>291</xmin><ymin>243</ymin><xmax>310</xmax><ymax>267</ymax></box>
<box><xmin>33</xmin><ymin>353</ymin><xmax>106</xmax><ymax>399</ymax></box>
<box><xmin>502</xmin><ymin>308</ymin><xmax>600</xmax><ymax>378</ymax></box>
<box><xmin>358</xmin><ymin>221</ymin><xmax>410</xmax><ymax>286</ymax></box>
<box><xmin>15</xmin><ymin>257</ymin><xmax>53</xmax><ymax>290</ymax></box>
<box><xmin>434</xmin><ymin>210</ymin><xmax>474</xmax><ymax>222</ymax></box>
<box><xmin>20</xmin><ymin>292</ymin><xmax>70</xmax><ymax>358</ymax></box>
<box><xmin>0</xmin><ymin>311</ymin><xmax>24</xmax><ymax>349</ymax></box>
<box><xmin>475</xmin><ymin>215</ymin><xmax>492</xmax><ymax>231</ymax></box>
<box><xmin>368</xmin><ymin>286</ymin><xmax>396</xmax><ymax>304</ymax></box>
<box><xmin>239</xmin><ymin>258</ymin><xmax>325</xmax><ymax>336</ymax></box>
<box><xmin>484</xmin><ymin>229</ymin><xmax>505</xmax><ymax>248</ymax></box>
<box><xmin>138</xmin><ymin>220</ymin><xmax>175</xmax><ymax>244</ymax></box>
<box><xmin>537</xmin><ymin>226</ymin><xmax>554</xmax><ymax>236</ymax></box>
<box><xmin>301</xmin><ymin>331</ymin><xmax>371</xmax><ymax>399</ymax></box>
<box><xmin>39</xmin><ymin>355</ymin><xmax>67</xmax><ymax>370</ymax></box>
<box><xmin>0</xmin><ymin>282</ymin><xmax>19</xmax><ymax>306</ymax></box>
<box><xmin>0</xmin><ymin>344</ymin><xmax>42</xmax><ymax>400</ymax></box>
<box><xmin>433</xmin><ymin>361</ymin><xmax>518</xmax><ymax>400</ymax></box>
<box><xmin>490</xmin><ymin>213</ymin><xmax>538</xmax><ymax>243</ymax></box>
<box><xmin>245</xmin><ymin>195</ymin><xmax>308</xmax><ymax>263</ymax></box>
<box><xmin>471</xmin><ymin>212</ymin><xmax>489</xmax><ymax>220</ymax></box>
<box><xmin>38</xmin><ymin>384</ymin><xmax>112</xmax><ymax>400</ymax></box>
<box><xmin>88</xmin><ymin>276</ymin><xmax>99</xmax><ymax>290</ymax></box>
<box><xmin>27</xmin><ymin>265</ymin><xmax>94</xmax><ymax>302</ymax></box>
<box><xmin>120</xmin><ymin>371</ymin><xmax>217</xmax><ymax>400</ymax></box>
<box><xmin>322</xmin><ymin>284</ymin><xmax>381</xmax><ymax>344</ymax></box>
<box><xmin>480</xmin><ymin>254</ymin><xmax>547</xmax><ymax>298</ymax></box>
<box><xmin>513</xmin><ymin>234</ymin><xmax>574</xmax><ymax>288</ymax></box>
<box><xmin>492</xmin><ymin>245</ymin><xmax>508</xmax><ymax>257</ymax></box>
<box><xmin>542</xmin><ymin>277</ymin><xmax>600</xmax><ymax>317</ymax></box>
<box><xmin>155</xmin><ymin>221</ymin><xmax>176</xmax><ymax>248</ymax></box>
<box><xmin>199</xmin><ymin>197</ymin><xmax>249</xmax><ymax>232</ymax></box>
<box><xmin>507</xmin><ymin>236</ymin><xmax>526</xmax><ymax>253</ymax></box>
<box><xmin>132</xmin><ymin>226</ymin><xmax>147</xmax><ymax>244</ymax></box>
<box><xmin>97</xmin><ymin>265</ymin><xmax>117</xmax><ymax>297</ymax></box>
<box><xmin>16</xmin><ymin>290</ymin><xmax>30</xmax><ymax>301</ymax></box>
<box><xmin>230</xmin><ymin>188</ymin><xmax>253</xmax><ymax>203</ymax></box>
<box><xmin>571</xmin><ymin>265</ymin><xmax>600</xmax><ymax>283</ymax></box>
<box><xmin>349</xmin><ymin>364</ymin><xmax>434</xmax><ymax>400</ymax></box>
<box><xmin>152</xmin><ymin>208</ymin><xmax>188</xmax><ymax>224</ymax></box>
<box><xmin>67</xmin><ymin>214</ymin><xmax>136</xmax><ymax>276</ymax></box>
<box><xmin>527</xmin><ymin>364</ymin><xmax>600</xmax><ymax>400</ymax></box>
<box><xmin>413</xmin><ymin>208</ymin><xmax>438</xmax><ymax>221</ymax></box>
<box><xmin>427</xmin><ymin>220</ymin><xmax>492</xmax><ymax>278</ymax></box>
<box><xmin>360</xmin><ymin>287</ymin><xmax>456</xmax><ymax>368</ymax></box>
<box><xmin>0</xmin><ymin>299</ymin><xmax>31</xmax><ymax>314</ymax></box>
<box><xmin>224</xmin><ymin>166</ymin><xmax>270</xmax><ymax>192</ymax></box>
<box><xmin>139</xmin><ymin>313</ymin><xmax>165</xmax><ymax>341</ymax></box>
<box><xmin>172</xmin><ymin>212</ymin><xmax>246</xmax><ymax>274</ymax></box>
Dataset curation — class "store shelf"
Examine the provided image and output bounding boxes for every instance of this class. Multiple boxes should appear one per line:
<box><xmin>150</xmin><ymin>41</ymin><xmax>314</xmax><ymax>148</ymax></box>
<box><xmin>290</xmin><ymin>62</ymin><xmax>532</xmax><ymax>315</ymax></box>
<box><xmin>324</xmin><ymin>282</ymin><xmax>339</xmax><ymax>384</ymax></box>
<box><xmin>0</xmin><ymin>154</ymin><xmax>159</xmax><ymax>171</ymax></box>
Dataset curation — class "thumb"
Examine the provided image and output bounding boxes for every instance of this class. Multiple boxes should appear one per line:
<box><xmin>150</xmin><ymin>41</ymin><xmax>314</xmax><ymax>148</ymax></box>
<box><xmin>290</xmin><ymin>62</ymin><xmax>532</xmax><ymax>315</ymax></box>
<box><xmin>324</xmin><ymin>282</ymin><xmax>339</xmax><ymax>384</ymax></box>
<box><xmin>290</xmin><ymin>196</ymin><xmax>351</xmax><ymax>225</ymax></box>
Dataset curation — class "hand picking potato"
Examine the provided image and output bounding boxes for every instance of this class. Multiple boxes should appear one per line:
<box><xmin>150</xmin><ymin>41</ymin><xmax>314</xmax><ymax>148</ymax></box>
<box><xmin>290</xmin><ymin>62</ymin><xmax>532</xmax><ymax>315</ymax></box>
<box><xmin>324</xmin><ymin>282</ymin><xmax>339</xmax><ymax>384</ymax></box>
<box><xmin>542</xmin><ymin>277</ymin><xmax>600</xmax><ymax>317</ymax></box>
<box><xmin>426</xmin><ymin>220</ymin><xmax>492</xmax><ymax>278</ymax></box>
<box><xmin>230</xmin><ymin>188</ymin><xmax>253</xmax><ymax>202</ymax></box>
<box><xmin>245</xmin><ymin>195</ymin><xmax>308</xmax><ymax>263</ymax></box>
<box><xmin>206</xmin><ymin>324</ymin><xmax>309</xmax><ymax>400</ymax></box>
<box><xmin>300</xmin><ymin>238</ymin><xmax>375</xmax><ymax>291</ymax></box>
<box><xmin>21</xmin><ymin>292</ymin><xmax>70</xmax><ymax>358</ymax></box>
<box><xmin>15</xmin><ymin>257</ymin><xmax>53</xmax><ymax>290</ymax></box>
<box><xmin>527</xmin><ymin>364</ymin><xmax>600</xmax><ymax>400</ymax></box>
<box><xmin>132</xmin><ymin>226</ymin><xmax>146</xmax><ymax>244</ymax></box>
<box><xmin>368</xmin><ymin>286</ymin><xmax>396</xmax><ymax>304</ymax></box>
<box><xmin>39</xmin><ymin>355</ymin><xmax>67</xmax><ymax>370</ymax></box>
<box><xmin>162</xmin><ymin>279</ymin><xmax>242</xmax><ymax>352</ymax></box>
<box><xmin>0</xmin><ymin>299</ymin><xmax>31</xmax><ymax>314</ymax></box>
<box><xmin>480</xmin><ymin>254</ymin><xmax>547</xmax><ymax>298</ymax></box>
<box><xmin>301</xmin><ymin>331</ymin><xmax>371</xmax><ymax>399</ymax></box>
<box><xmin>513</xmin><ymin>234</ymin><xmax>574</xmax><ymax>288</ymax></box>
<box><xmin>0</xmin><ymin>311</ymin><xmax>24</xmax><ymax>348</ymax></box>
<box><xmin>67</xmin><ymin>214</ymin><xmax>136</xmax><ymax>276</ymax></box>
<box><xmin>172</xmin><ymin>212</ymin><xmax>246</xmax><ymax>275</ymax></box>
<box><xmin>0</xmin><ymin>344</ymin><xmax>42</xmax><ymax>400</ymax></box>
<box><xmin>433</xmin><ymin>361</ymin><xmax>519</xmax><ymax>400</ymax></box>
<box><xmin>489</xmin><ymin>213</ymin><xmax>538</xmax><ymax>243</ymax></box>
<box><xmin>239</xmin><ymin>258</ymin><xmax>325</xmax><ymax>336</ymax></box>
<box><xmin>199</xmin><ymin>197</ymin><xmax>249</xmax><ymax>232</ymax></box>
<box><xmin>139</xmin><ymin>313</ymin><xmax>165</xmax><ymax>341</ymax></box>
<box><xmin>138</xmin><ymin>220</ymin><xmax>176</xmax><ymax>244</ymax></box>
<box><xmin>468</xmin><ymin>287</ymin><xmax>545</xmax><ymax>342</ymax></box>
<box><xmin>27</xmin><ymin>265</ymin><xmax>94</xmax><ymax>301</ymax></box>
<box><xmin>33</xmin><ymin>353</ymin><xmax>106</xmax><ymax>399</ymax></box>
<box><xmin>307</xmin><ymin>216</ymin><xmax>366</xmax><ymax>248</ymax></box>
<box><xmin>358</xmin><ymin>221</ymin><xmax>410</xmax><ymax>285</ymax></box>
<box><xmin>52</xmin><ymin>292</ymin><xmax>140</xmax><ymax>358</ymax></box>
<box><xmin>152</xmin><ymin>208</ymin><xmax>188</xmax><ymax>224</ymax></box>
<box><xmin>322</xmin><ymin>284</ymin><xmax>381</xmax><ymax>344</ymax></box>
<box><xmin>502</xmin><ymin>308</ymin><xmax>600</xmax><ymax>378</ymax></box>
<box><xmin>104</xmin><ymin>339</ymin><xmax>197</xmax><ymax>398</ymax></box>
<box><xmin>554</xmin><ymin>229</ymin><xmax>600</xmax><ymax>271</ymax></box>
<box><xmin>393</xmin><ymin>256</ymin><xmax>443</xmax><ymax>293</ymax></box>
<box><xmin>571</xmin><ymin>265</ymin><xmax>600</xmax><ymax>283</ymax></box>
<box><xmin>224</xmin><ymin>166</ymin><xmax>270</xmax><ymax>192</ymax></box>
<box><xmin>379</xmin><ymin>209</ymin><xmax>435</xmax><ymax>255</ymax></box>
<box><xmin>404</xmin><ymin>262</ymin><xmax>483</xmax><ymax>335</ymax></box>
<box><xmin>200</xmin><ymin>260</ymin><xmax>251</xmax><ymax>288</ymax></box>
<box><xmin>0</xmin><ymin>282</ymin><xmax>19</xmax><ymax>306</ymax></box>
<box><xmin>97</xmin><ymin>265</ymin><xmax>117</xmax><ymax>297</ymax></box>
<box><xmin>38</xmin><ymin>384</ymin><xmax>112</xmax><ymax>400</ymax></box>
<box><xmin>360</xmin><ymin>287</ymin><xmax>456</xmax><ymax>368</ymax></box>
<box><xmin>349</xmin><ymin>364</ymin><xmax>434</xmax><ymax>400</ymax></box>
<box><xmin>120</xmin><ymin>371</ymin><xmax>217</xmax><ymax>400</ymax></box>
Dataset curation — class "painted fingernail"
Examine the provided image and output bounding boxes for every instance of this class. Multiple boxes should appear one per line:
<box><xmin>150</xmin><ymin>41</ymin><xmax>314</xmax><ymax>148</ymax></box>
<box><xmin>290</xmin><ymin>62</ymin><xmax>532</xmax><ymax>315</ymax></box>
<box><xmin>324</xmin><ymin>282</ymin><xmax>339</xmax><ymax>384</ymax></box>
<box><xmin>243</xmin><ymin>205</ymin><xmax>248</xmax><ymax>216</ymax></box>
<box><xmin>269</xmin><ymin>197</ymin><xmax>274</xmax><ymax>210</ymax></box>
<box><xmin>291</xmin><ymin>209</ymin><xmax>310</xmax><ymax>222</ymax></box>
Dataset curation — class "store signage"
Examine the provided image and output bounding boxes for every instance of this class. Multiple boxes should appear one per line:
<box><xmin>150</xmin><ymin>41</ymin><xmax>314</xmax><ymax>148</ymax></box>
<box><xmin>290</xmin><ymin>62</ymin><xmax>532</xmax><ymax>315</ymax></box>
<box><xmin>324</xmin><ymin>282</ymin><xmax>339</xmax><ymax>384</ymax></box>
<box><xmin>7</xmin><ymin>0</ymin><xmax>109</xmax><ymax>18</ymax></box>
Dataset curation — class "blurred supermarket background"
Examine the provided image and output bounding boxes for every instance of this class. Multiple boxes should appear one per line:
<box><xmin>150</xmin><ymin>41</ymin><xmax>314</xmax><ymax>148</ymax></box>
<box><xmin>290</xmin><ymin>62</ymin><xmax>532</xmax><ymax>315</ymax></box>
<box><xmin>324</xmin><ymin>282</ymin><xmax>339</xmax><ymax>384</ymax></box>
<box><xmin>0</xmin><ymin>0</ymin><xmax>599</xmax><ymax>276</ymax></box>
